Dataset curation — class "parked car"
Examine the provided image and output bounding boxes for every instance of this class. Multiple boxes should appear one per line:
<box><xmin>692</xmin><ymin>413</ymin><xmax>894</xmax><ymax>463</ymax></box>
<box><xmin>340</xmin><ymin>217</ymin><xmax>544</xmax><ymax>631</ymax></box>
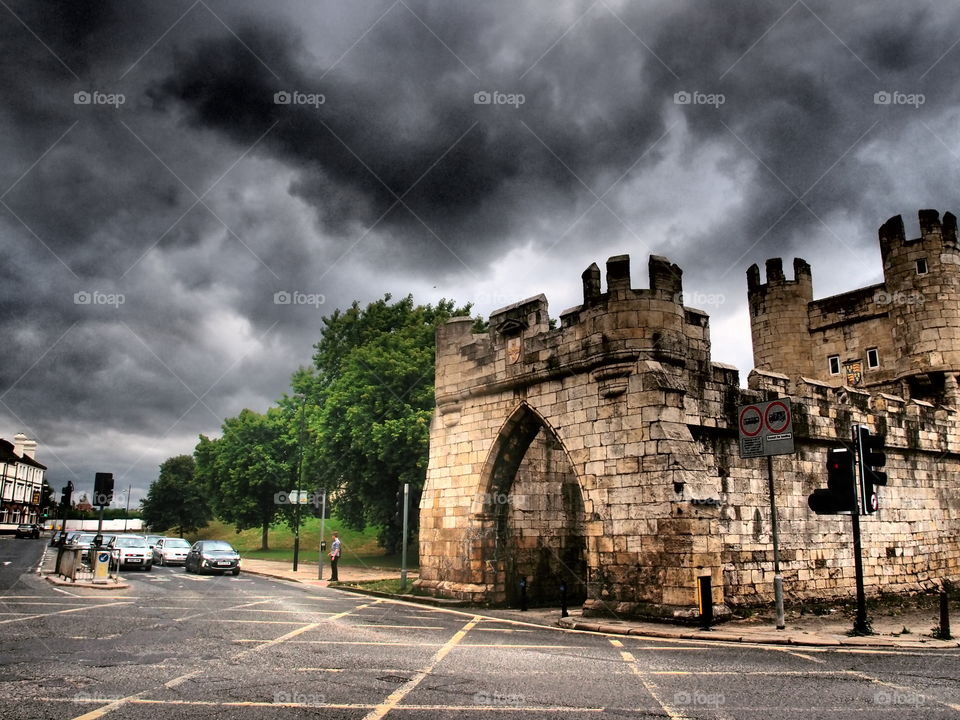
<box><xmin>152</xmin><ymin>537</ymin><xmax>190</xmax><ymax>566</ymax></box>
<box><xmin>15</xmin><ymin>523</ymin><xmax>40</xmax><ymax>539</ymax></box>
<box><xmin>185</xmin><ymin>540</ymin><xmax>240</xmax><ymax>575</ymax></box>
<box><xmin>108</xmin><ymin>535</ymin><xmax>152</xmax><ymax>571</ymax></box>
<box><xmin>75</xmin><ymin>533</ymin><xmax>116</xmax><ymax>564</ymax></box>
<box><xmin>143</xmin><ymin>535</ymin><xmax>165</xmax><ymax>551</ymax></box>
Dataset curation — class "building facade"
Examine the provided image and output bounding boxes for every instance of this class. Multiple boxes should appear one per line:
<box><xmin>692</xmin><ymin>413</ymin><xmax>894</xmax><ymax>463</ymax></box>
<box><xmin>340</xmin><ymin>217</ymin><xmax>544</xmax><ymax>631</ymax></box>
<box><xmin>0</xmin><ymin>433</ymin><xmax>47</xmax><ymax>529</ymax></box>
<box><xmin>416</xmin><ymin>210</ymin><xmax>960</xmax><ymax>619</ymax></box>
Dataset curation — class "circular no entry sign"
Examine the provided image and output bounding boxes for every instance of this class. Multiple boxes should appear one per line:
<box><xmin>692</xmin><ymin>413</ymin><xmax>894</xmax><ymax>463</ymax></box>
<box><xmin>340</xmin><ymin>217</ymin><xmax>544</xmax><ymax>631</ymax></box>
<box><xmin>739</xmin><ymin>405</ymin><xmax>762</xmax><ymax>437</ymax></box>
<box><xmin>764</xmin><ymin>400</ymin><xmax>791</xmax><ymax>433</ymax></box>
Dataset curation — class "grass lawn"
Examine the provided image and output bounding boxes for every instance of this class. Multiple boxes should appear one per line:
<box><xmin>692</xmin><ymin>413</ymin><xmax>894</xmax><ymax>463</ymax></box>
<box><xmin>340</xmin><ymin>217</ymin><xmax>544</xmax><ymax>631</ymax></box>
<box><xmin>165</xmin><ymin>516</ymin><xmax>418</xmax><ymax>569</ymax></box>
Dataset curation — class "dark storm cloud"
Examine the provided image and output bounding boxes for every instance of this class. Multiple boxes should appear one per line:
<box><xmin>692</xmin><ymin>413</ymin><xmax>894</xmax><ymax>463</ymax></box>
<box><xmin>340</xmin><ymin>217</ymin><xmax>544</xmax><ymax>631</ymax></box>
<box><xmin>148</xmin><ymin>1</ymin><xmax>960</xmax><ymax>280</ymax></box>
<box><xmin>2</xmin><ymin>0</ymin><xmax>960</xmax><ymax>501</ymax></box>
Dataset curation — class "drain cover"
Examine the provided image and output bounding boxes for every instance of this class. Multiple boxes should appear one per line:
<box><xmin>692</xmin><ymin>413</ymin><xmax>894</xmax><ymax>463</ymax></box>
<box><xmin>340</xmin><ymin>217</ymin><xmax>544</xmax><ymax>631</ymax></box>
<box><xmin>377</xmin><ymin>675</ymin><xmax>410</xmax><ymax>684</ymax></box>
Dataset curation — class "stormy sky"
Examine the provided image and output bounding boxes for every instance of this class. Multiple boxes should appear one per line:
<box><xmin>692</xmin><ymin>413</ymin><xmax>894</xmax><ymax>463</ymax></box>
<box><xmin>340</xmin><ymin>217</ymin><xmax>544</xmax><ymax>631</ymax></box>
<box><xmin>2</xmin><ymin>0</ymin><xmax>959</xmax><ymax>506</ymax></box>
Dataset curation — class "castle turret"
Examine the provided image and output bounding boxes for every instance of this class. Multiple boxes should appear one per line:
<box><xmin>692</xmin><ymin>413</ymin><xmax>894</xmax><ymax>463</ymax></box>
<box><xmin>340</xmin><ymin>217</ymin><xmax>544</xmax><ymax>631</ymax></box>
<box><xmin>879</xmin><ymin>209</ymin><xmax>960</xmax><ymax>397</ymax></box>
<box><xmin>747</xmin><ymin>257</ymin><xmax>813</xmax><ymax>381</ymax></box>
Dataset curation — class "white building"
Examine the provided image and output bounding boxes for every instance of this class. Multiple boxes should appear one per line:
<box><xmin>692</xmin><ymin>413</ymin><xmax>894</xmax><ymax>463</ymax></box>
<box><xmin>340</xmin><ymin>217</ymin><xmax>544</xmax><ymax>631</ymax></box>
<box><xmin>0</xmin><ymin>433</ymin><xmax>47</xmax><ymax>529</ymax></box>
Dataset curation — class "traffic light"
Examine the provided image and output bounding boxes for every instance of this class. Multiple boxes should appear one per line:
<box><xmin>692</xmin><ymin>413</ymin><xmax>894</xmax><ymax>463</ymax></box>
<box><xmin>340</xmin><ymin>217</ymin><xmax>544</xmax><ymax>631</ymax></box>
<box><xmin>808</xmin><ymin>447</ymin><xmax>856</xmax><ymax>514</ymax></box>
<box><xmin>93</xmin><ymin>472</ymin><xmax>114</xmax><ymax>506</ymax></box>
<box><xmin>856</xmin><ymin>426</ymin><xmax>887</xmax><ymax>514</ymax></box>
<box><xmin>60</xmin><ymin>481</ymin><xmax>73</xmax><ymax>508</ymax></box>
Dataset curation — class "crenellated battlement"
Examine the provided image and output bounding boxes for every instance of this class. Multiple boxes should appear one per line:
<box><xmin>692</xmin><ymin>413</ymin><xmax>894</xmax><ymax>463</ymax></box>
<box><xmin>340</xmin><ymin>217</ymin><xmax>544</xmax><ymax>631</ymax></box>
<box><xmin>746</xmin><ymin>257</ymin><xmax>812</xmax><ymax>295</ymax></box>
<box><xmin>879</xmin><ymin>209</ymin><xmax>958</xmax><ymax>263</ymax></box>
<box><xmin>435</xmin><ymin>254</ymin><xmax>712</xmax><ymax>408</ymax></box>
<box><xmin>748</xmin><ymin>209</ymin><xmax>960</xmax><ymax>402</ymax></box>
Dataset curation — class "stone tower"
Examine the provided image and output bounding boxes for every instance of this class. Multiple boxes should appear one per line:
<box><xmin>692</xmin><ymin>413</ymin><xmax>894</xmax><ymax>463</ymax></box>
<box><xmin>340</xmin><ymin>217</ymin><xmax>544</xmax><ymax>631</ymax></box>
<box><xmin>746</xmin><ymin>257</ymin><xmax>814</xmax><ymax>380</ymax></box>
<box><xmin>879</xmin><ymin>209</ymin><xmax>960</xmax><ymax>399</ymax></box>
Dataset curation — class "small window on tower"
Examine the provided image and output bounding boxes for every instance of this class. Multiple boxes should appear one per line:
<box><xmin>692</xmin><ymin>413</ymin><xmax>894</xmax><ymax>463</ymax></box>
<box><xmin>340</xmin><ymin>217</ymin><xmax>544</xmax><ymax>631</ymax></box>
<box><xmin>866</xmin><ymin>348</ymin><xmax>879</xmax><ymax>369</ymax></box>
<box><xmin>828</xmin><ymin>355</ymin><xmax>840</xmax><ymax>375</ymax></box>
<box><xmin>916</xmin><ymin>258</ymin><xmax>928</xmax><ymax>275</ymax></box>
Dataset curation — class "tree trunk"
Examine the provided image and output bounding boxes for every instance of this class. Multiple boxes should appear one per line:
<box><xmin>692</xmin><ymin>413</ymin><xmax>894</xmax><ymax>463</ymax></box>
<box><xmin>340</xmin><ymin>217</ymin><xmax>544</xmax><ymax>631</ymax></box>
<box><xmin>260</xmin><ymin>522</ymin><xmax>269</xmax><ymax>551</ymax></box>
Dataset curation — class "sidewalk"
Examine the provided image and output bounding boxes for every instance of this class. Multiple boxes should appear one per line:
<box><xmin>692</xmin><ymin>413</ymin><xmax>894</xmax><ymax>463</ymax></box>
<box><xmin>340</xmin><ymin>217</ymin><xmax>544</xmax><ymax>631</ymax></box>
<box><xmin>240</xmin><ymin>557</ymin><xmax>416</xmax><ymax>589</ymax></box>
<box><xmin>241</xmin><ymin>558</ymin><xmax>959</xmax><ymax>649</ymax></box>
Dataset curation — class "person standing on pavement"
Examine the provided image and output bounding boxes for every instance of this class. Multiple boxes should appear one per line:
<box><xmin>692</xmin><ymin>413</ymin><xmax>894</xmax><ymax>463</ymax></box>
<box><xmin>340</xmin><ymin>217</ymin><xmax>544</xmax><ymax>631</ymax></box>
<box><xmin>329</xmin><ymin>531</ymin><xmax>341</xmax><ymax>581</ymax></box>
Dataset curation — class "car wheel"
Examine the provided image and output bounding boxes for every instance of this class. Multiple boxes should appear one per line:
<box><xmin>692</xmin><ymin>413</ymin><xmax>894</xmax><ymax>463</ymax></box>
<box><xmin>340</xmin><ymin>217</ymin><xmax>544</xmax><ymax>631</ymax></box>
<box><xmin>144</xmin><ymin>564</ymin><xmax>152</xmax><ymax>572</ymax></box>
<box><xmin>231</xmin><ymin>568</ymin><xmax>240</xmax><ymax>576</ymax></box>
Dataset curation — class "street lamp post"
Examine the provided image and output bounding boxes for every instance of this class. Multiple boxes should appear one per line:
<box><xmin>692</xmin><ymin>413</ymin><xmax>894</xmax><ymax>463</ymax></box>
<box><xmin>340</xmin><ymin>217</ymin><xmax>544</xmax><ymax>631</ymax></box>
<box><xmin>292</xmin><ymin>394</ymin><xmax>306</xmax><ymax>572</ymax></box>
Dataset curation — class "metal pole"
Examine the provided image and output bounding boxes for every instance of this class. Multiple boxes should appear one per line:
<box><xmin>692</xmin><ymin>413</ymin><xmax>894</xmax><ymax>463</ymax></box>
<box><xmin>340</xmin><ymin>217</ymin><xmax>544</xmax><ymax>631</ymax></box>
<box><xmin>293</xmin><ymin>395</ymin><xmax>306</xmax><ymax>572</ymax></box>
<box><xmin>852</xmin><ymin>424</ymin><xmax>870</xmax><ymax>634</ymax></box>
<box><xmin>123</xmin><ymin>484</ymin><xmax>130</xmax><ymax>532</ymax></box>
<box><xmin>318</xmin><ymin>489</ymin><xmax>326</xmax><ymax>580</ymax></box>
<box><xmin>400</xmin><ymin>483</ymin><xmax>409</xmax><ymax>592</ymax></box>
<box><xmin>767</xmin><ymin>455</ymin><xmax>786</xmax><ymax>630</ymax></box>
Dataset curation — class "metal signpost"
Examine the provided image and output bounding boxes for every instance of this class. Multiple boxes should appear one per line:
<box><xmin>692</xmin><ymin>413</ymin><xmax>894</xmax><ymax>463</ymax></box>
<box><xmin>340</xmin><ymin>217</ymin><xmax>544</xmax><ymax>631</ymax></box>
<box><xmin>400</xmin><ymin>483</ymin><xmax>410</xmax><ymax>592</ymax></box>
<box><xmin>738</xmin><ymin>398</ymin><xmax>794</xmax><ymax>630</ymax></box>
<box><xmin>318</xmin><ymin>489</ymin><xmax>327</xmax><ymax>580</ymax></box>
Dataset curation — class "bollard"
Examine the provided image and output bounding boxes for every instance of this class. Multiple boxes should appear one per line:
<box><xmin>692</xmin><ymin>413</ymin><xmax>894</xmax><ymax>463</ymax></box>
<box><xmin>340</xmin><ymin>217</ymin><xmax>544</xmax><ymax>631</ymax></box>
<box><xmin>560</xmin><ymin>580</ymin><xmax>569</xmax><ymax>618</ymax></box>
<box><xmin>519</xmin><ymin>577</ymin><xmax>528</xmax><ymax>611</ymax></box>
<box><xmin>697</xmin><ymin>574</ymin><xmax>713</xmax><ymax>630</ymax></box>
<box><xmin>940</xmin><ymin>588</ymin><xmax>952</xmax><ymax>640</ymax></box>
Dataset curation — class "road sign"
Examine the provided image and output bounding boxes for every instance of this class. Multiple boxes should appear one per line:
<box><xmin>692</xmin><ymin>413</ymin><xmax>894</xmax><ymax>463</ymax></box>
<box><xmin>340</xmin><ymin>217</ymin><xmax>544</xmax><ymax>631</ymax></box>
<box><xmin>738</xmin><ymin>398</ymin><xmax>794</xmax><ymax>458</ymax></box>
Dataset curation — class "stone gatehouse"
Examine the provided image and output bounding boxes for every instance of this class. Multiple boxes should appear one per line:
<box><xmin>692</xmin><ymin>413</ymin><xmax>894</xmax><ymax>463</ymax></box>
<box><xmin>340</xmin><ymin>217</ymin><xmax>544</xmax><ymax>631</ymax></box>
<box><xmin>415</xmin><ymin>210</ymin><xmax>960</xmax><ymax>619</ymax></box>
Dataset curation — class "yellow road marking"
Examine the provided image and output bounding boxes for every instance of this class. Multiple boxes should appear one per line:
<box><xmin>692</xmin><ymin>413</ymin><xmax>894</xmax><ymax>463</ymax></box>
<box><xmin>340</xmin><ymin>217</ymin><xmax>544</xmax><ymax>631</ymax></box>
<box><xmin>232</xmin><ymin>639</ymin><xmax>443</xmax><ymax>646</ymax></box>
<box><xmin>71</xmin><ymin>601</ymin><xmax>378</xmax><ymax>720</ymax></box>
<box><xmin>362</xmin><ymin>615</ymin><xmax>482</xmax><ymax>720</ymax></box>
<box><xmin>608</xmin><ymin>637</ymin><xmax>690</xmax><ymax>720</ymax></box>
<box><xmin>0</xmin><ymin>601</ymin><xmax>132</xmax><ymax>626</ymax></box>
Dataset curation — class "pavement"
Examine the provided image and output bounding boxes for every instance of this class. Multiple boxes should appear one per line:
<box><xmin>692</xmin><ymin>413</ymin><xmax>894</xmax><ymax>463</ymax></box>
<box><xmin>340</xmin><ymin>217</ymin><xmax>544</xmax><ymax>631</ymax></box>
<box><xmin>238</xmin><ymin>557</ymin><xmax>960</xmax><ymax>650</ymax></box>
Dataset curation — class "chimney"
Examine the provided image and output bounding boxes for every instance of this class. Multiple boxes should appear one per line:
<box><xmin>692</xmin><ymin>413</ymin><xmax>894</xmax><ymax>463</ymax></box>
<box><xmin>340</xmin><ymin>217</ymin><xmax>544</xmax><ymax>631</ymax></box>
<box><xmin>13</xmin><ymin>432</ymin><xmax>37</xmax><ymax>459</ymax></box>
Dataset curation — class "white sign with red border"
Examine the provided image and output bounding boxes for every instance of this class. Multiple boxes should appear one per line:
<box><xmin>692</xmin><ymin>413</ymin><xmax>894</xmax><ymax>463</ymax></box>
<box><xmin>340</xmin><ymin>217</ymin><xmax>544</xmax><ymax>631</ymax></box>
<box><xmin>738</xmin><ymin>398</ymin><xmax>794</xmax><ymax>458</ymax></box>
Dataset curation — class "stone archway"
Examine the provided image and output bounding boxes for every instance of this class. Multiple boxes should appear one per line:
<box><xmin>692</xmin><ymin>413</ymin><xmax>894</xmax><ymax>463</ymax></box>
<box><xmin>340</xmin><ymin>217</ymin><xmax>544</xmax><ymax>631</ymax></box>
<box><xmin>416</xmin><ymin>254</ymin><xmax>726</xmax><ymax>619</ymax></box>
<box><xmin>480</xmin><ymin>404</ymin><xmax>587</xmax><ymax>607</ymax></box>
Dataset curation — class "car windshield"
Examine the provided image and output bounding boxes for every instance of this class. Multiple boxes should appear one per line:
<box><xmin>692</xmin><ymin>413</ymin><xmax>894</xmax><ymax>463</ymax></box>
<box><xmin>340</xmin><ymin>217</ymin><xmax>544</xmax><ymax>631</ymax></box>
<box><xmin>202</xmin><ymin>541</ymin><xmax>235</xmax><ymax>552</ymax></box>
<box><xmin>115</xmin><ymin>537</ymin><xmax>147</xmax><ymax>547</ymax></box>
<box><xmin>164</xmin><ymin>539</ymin><xmax>190</xmax><ymax>548</ymax></box>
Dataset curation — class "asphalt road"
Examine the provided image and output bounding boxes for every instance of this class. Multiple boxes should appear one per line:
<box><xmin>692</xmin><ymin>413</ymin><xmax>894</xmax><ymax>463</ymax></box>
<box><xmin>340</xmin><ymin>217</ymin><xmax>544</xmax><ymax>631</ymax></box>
<box><xmin>1</xmin><ymin>538</ymin><xmax>958</xmax><ymax>719</ymax></box>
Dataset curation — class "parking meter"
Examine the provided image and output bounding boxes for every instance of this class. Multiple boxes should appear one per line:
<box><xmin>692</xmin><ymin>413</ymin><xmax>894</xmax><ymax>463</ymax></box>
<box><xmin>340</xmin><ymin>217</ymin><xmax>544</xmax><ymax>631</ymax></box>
<box><xmin>320</xmin><ymin>541</ymin><xmax>327</xmax><ymax>552</ymax></box>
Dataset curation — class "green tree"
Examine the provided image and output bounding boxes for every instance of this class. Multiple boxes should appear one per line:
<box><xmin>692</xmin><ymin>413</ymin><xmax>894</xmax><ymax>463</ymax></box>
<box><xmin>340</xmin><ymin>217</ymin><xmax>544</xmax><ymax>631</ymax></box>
<box><xmin>140</xmin><ymin>455</ymin><xmax>211</xmax><ymax>537</ymax></box>
<box><xmin>305</xmin><ymin>294</ymin><xmax>470</xmax><ymax>552</ymax></box>
<box><xmin>197</xmin><ymin>408</ymin><xmax>294</xmax><ymax>550</ymax></box>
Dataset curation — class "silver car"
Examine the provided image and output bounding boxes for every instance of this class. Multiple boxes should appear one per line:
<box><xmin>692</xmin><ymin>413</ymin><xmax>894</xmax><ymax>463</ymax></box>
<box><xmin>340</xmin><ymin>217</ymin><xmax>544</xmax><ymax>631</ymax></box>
<box><xmin>152</xmin><ymin>537</ymin><xmax>191</xmax><ymax>566</ymax></box>
<box><xmin>108</xmin><ymin>535</ymin><xmax>152</xmax><ymax>571</ymax></box>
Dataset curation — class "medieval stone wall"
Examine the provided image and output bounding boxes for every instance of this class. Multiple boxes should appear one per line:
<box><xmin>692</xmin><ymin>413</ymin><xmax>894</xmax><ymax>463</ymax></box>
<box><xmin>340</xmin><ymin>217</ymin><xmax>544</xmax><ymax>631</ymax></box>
<box><xmin>418</xmin><ymin>217</ymin><xmax>960</xmax><ymax>619</ymax></box>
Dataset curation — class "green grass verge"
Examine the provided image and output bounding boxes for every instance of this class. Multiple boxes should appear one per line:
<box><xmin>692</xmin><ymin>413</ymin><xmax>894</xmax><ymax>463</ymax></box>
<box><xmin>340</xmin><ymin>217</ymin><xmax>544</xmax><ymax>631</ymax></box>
<box><xmin>164</xmin><ymin>516</ymin><xmax>418</xmax><ymax>569</ymax></box>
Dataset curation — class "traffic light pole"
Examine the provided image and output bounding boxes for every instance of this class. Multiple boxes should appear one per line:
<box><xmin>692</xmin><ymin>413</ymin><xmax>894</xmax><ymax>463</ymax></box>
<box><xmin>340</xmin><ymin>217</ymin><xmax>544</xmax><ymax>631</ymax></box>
<box><xmin>766</xmin><ymin>455</ymin><xmax>786</xmax><ymax>630</ymax></box>
<box><xmin>850</xmin><ymin>424</ymin><xmax>870</xmax><ymax>634</ymax></box>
